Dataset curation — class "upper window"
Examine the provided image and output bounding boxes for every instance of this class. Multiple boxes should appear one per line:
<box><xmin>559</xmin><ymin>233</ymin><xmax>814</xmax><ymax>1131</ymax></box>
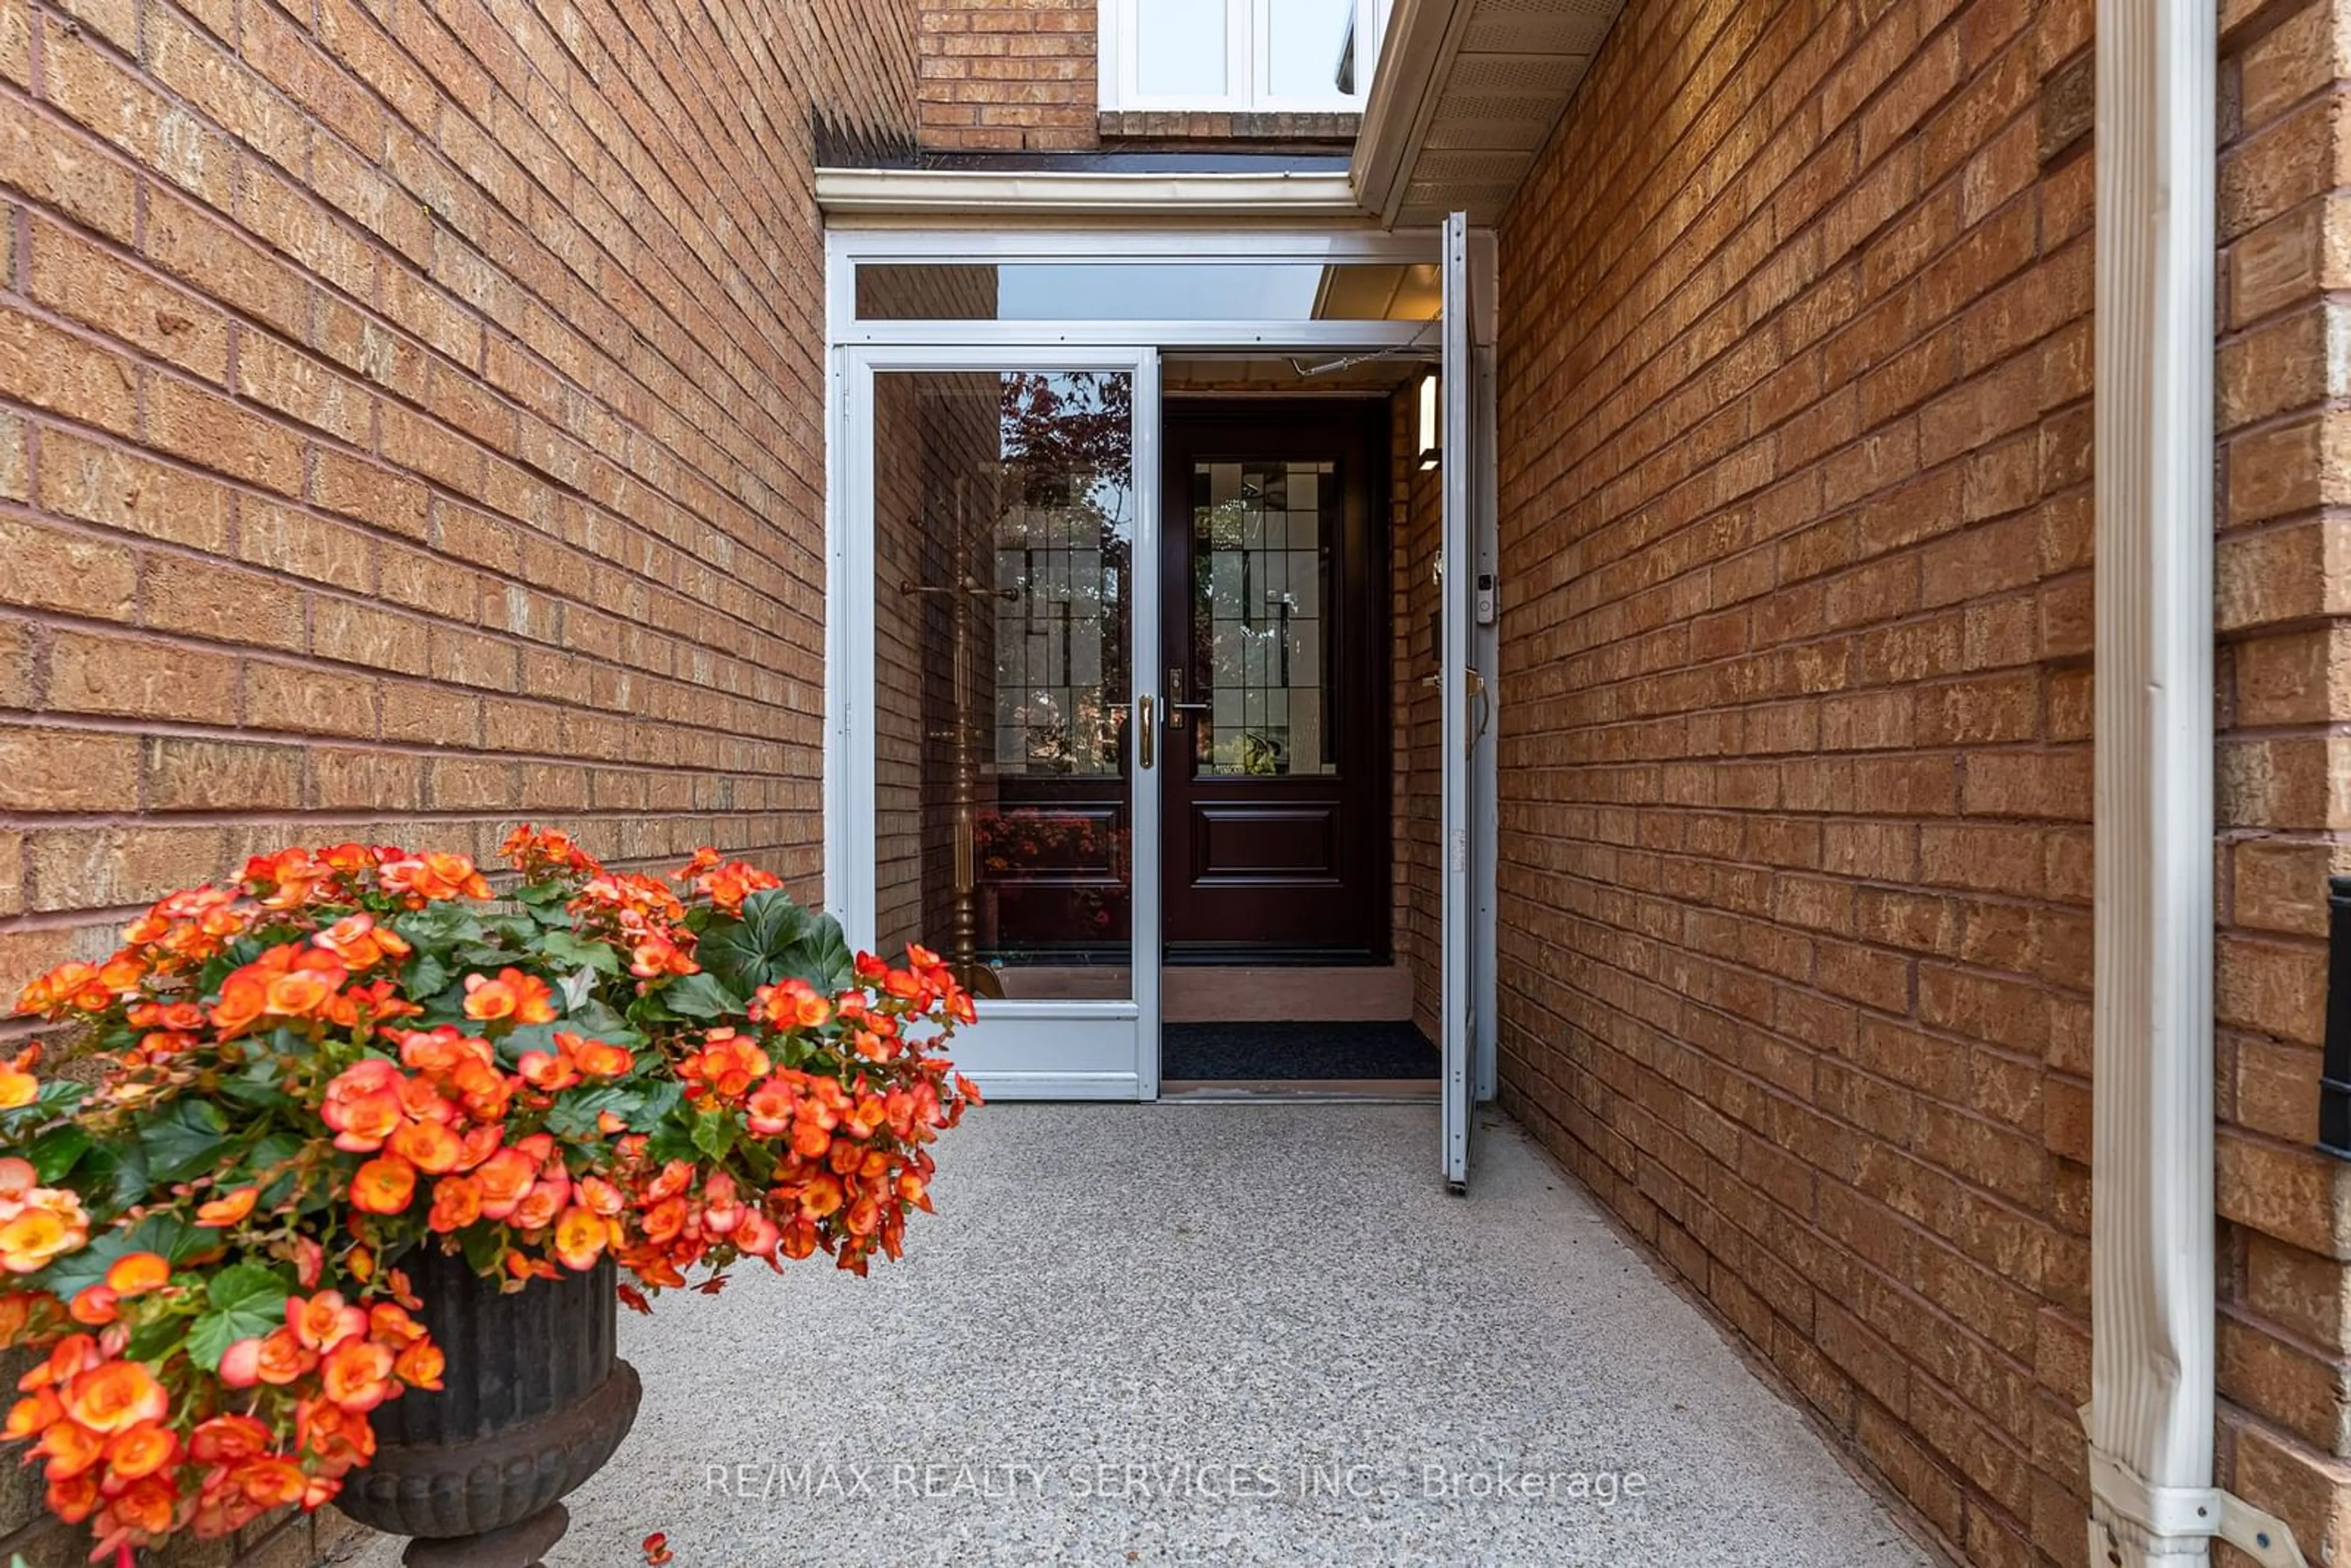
<box><xmin>1098</xmin><ymin>0</ymin><xmax>1386</xmax><ymax>113</ymax></box>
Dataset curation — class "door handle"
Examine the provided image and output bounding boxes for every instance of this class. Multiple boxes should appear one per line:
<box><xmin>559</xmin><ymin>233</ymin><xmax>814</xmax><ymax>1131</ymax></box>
<box><xmin>1164</xmin><ymin>666</ymin><xmax>1210</xmax><ymax>728</ymax></box>
<box><xmin>1138</xmin><ymin>694</ymin><xmax>1155</xmax><ymax>771</ymax></box>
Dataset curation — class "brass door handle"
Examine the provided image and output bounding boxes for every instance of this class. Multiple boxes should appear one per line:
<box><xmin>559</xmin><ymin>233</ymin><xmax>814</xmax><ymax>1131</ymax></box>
<box><xmin>1138</xmin><ymin>694</ymin><xmax>1155</xmax><ymax>770</ymax></box>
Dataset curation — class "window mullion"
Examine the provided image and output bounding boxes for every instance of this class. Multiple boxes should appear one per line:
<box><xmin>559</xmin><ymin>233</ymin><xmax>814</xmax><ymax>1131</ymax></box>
<box><xmin>1099</xmin><ymin>0</ymin><xmax>1371</xmax><ymax>114</ymax></box>
<box><xmin>1236</xmin><ymin>0</ymin><xmax>1259</xmax><ymax>110</ymax></box>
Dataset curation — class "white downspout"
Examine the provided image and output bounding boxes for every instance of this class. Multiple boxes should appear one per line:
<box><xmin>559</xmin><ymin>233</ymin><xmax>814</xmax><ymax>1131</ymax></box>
<box><xmin>2083</xmin><ymin>2</ymin><xmax>2304</xmax><ymax>1563</ymax></box>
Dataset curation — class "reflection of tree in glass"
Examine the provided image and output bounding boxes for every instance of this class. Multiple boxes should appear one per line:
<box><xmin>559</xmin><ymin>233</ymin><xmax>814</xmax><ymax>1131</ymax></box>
<box><xmin>992</xmin><ymin>373</ymin><xmax>1135</xmax><ymax>778</ymax></box>
<box><xmin>1000</xmin><ymin>372</ymin><xmax>1133</xmax><ymax>497</ymax></box>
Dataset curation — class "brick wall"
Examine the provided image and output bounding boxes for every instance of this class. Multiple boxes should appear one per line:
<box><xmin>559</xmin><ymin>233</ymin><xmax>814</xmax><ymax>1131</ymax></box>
<box><xmin>918</xmin><ymin>0</ymin><xmax>1097</xmax><ymax>152</ymax></box>
<box><xmin>2213</xmin><ymin>0</ymin><xmax>2351</xmax><ymax>1556</ymax></box>
<box><xmin>0</xmin><ymin>0</ymin><xmax>918</xmax><ymax>1550</ymax></box>
<box><xmin>1390</xmin><ymin>385</ymin><xmax>1439</xmax><ymax>1043</ymax></box>
<box><xmin>913</xmin><ymin>0</ymin><xmax>1359</xmax><ymax>152</ymax></box>
<box><xmin>1492</xmin><ymin>0</ymin><xmax>2101</xmax><ymax>1562</ymax></box>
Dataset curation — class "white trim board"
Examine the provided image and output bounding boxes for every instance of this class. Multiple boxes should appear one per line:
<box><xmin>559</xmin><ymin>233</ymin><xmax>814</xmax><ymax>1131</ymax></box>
<box><xmin>815</xmin><ymin>168</ymin><xmax>1367</xmax><ymax>221</ymax></box>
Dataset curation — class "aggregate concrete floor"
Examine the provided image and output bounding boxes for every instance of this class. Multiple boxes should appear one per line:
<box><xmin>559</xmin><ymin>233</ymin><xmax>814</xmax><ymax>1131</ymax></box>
<box><xmin>342</xmin><ymin>1103</ymin><xmax>1935</xmax><ymax>1567</ymax></box>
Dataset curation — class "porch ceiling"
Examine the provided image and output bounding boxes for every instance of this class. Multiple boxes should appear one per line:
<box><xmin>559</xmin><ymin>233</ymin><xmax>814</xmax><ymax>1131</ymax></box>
<box><xmin>1354</xmin><ymin>0</ymin><xmax>1625</xmax><ymax>228</ymax></box>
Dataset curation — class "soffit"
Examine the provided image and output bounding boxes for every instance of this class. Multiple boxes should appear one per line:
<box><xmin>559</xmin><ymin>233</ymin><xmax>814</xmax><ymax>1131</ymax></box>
<box><xmin>1354</xmin><ymin>0</ymin><xmax>1625</xmax><ymax>228</ymax></box>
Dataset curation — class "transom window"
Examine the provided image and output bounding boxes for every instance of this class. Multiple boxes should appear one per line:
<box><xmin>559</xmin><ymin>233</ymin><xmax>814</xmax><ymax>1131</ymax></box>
<box><xmin>1098</xmin><ymin>0</ymin><xmax>1387</xmax><ymax>113</ymax></box>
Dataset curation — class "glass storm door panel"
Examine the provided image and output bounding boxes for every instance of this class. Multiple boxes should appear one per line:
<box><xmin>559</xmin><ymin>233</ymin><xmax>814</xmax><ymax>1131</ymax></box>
<box><xmin>858</xmin><ymin>359</ymin><xmax>1160</xmax><ymax>1100</ymax></box>
<box><xmin>1440</xmin><ymin>212</ymin><xmax>1475</xmax><ymax>1191</ymax></box>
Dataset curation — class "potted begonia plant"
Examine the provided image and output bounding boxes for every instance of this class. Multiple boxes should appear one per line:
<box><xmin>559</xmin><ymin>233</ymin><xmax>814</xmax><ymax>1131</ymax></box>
<box><xmin>0</xmin><ymin>828</ymin><xmax>978</xmax><ymax>1563</ymax></box>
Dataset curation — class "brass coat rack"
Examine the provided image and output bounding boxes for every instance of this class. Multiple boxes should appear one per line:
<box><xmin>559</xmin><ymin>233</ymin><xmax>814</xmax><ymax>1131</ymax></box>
<box><xmin>902</xmin><ymin>476</ymin><xmax>1014</xmax><ymax>999</ymax></box>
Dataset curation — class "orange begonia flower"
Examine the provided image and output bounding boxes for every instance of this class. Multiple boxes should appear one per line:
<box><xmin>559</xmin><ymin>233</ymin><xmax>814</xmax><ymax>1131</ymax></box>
<box><xmin>377</xmin><ymin>852</ymin><xmax>492</xmax><ymax>904</ymax></box>
<box><xmin>287</xmin><ymin>1291</ymin><xmax>367</xmax><ymax>1353</ymax></box>
<box><xmin>570</xmin><ymin>1038</ymin><xmax>634</xmax><ymax>1078</ymax></box>
<box><xmin>252</xmin><ymin>1327</ymin><xmax>318</xmax><ymax>1387</ymax></box>
<box><xmin>754</xmin><ymin>978</ymin><xmax>832</xmax><ymax>1030</ymax></box>
<box><xmin>350</xmin><ymin>1157</ymin><xmax>417</xmax><ymax>1216</ymax></box>
<box><xmin>193</xmin><ymin>1188</ymin><xmax>258</xmax><ymax>1228</ymax></box>
<box><xmin>798</xmin><ymin>1172</ymin><xmax>844</xmax><ymax>1220</ymax></box>
<box><xmin>67</xmin><ymin>1284</ymin><xmax>117</xmax><ymax>1327</ymax></box>
<box><xmin>320</xmin><ymin>1338</ymin><xmax>395</xmax><ymax>1413</ymax></box>
<box><xmin>211</xmin><ymin>944</ymin><xmax>349</xmax><ymax>1037</ymax></box>
<box><xmin>552</xmin><ymin>1207</ymin><xmax>608</xmax><ymax>1272</ymax></box>
<box><xmin>297</xmin><ymin>1395</ymin><xmax>376</xmax><ymax>1467</ymax></box>
<box><xmin>388</xmin><ymin>1119</ymin><xmax>463</xmax><ymax>1175</ymax></box>
<box><xmin>462</xmin><ymin>969</ymin><xmax>556</xmax><ymax>1026</ymax></box>
<box><xmin>517</xmin><ymin>1046</ymin><xmax>580</xmax><ymax>1093</ymax></box>
<box><xmin>187</xmin><ymin>1414</ymin><xmax>271</xmax><ymax>1465</ymax></box>
<box><xmin>37</xmin><ymin>1416</ymin><xmax>105</xmax><ymax>1480</ymax></box>
<box><xmin>62</xmin><ymin>1361</ymin><xmax>166</xmax><ymax>1435</ymax></box>
<box><xmin>105</xmin><ymin>1470</ymin><xmax>179</xmax><ymax>1535</ymax></box>
<box><xmin>45</xmin><ymin>1467</ymin><xmax>98</xmax><ymax>1523</ymax></box>
<box><xmin>366</xmin><ymin>1302</ymin><xmax>425</xmax><ymax>1347</ymax></box>
<box><xmin>511</xmin><ymin>1177</ymin><xmax>568</xmax><ymax>1233</ymax></box>
<box><xmin>0</xmin><ymin>1191</ymin><xmax>89</xmax><ymax>1274</ymax></box>
<box><xmin>103</xmin><ymin>1420</ymin><xmax>179</xmax><ymax>1482</ymax></box>
<box><xmin>321</xmin><ymin>1059</ymin><xmax>405</xmax><ymax>1153</ymax></box>
<box><xmin>230</xmin><ymin>1456</ymin><xmax>309</xmax><ymax>1509</ymax></box>
<box><xmin>103</xmin><ymin>1253</ymin><xmax>171</xmax><ymax>1297</ymax></box>
<box><xmin>427</xmin><ymin>1176</ymin><xmax>483</xmax><ymax>1234</ymax></box>
<box><xmin>312</xmin><ymin>913</ymin><xmax>410</xmax><ymax>971</ymax></box>
<box><xmin>0</xmin><ymin>1158</ymin><xmax>39</xmax><ymax>1205</ymax></box>
<box><xmin>3</xmin><ymin>1387</ymin><xmax>59</xmax><ymax>1440</ymax></box>
<box><xmin>15</xmin><ymin>962</ymin><xmax>111</xmax><ymax>1017</ymax></box>
<box><xmin>472</xmin><ymin>1148</ymin><xmax>538</xmax><ymax>1220</ymax></box>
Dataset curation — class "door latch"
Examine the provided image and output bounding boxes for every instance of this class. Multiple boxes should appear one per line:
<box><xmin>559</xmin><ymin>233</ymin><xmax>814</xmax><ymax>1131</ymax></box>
<box><xmin>1165</xmin><ymin>666</ymin><xmax>1209</xmax><ymax>730</ymax></box>
<box><xmin>1138</xmin><ymin>694</ymin><xmax>1155</xmax><ymax>771</ymax></box>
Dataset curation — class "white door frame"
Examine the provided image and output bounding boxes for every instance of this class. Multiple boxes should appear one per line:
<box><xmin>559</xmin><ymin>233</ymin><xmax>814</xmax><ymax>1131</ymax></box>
<box><xmin>819</xmin><ymin>222</ymin><xmax>1498</xmax><ymax>1113</ymax></box>
<box><xmin>1439</xmin><ymin>213</ymin><xmax>1500</xmax><ymax>1188</ymax></box>
<box><xmin>828</xmin><ymin>343</ymin><xmax>1164</xmax><ymax>1101</ymax></box>
<box><xmin>1439</xmin><ymin>212</ymin><xmax>1472</xmax><ymax>1188</ymax></box>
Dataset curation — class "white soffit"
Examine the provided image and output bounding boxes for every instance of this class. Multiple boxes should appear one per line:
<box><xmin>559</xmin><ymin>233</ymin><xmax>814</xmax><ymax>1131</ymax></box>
<box><xmin>1355</xmin><ymin>0</ymin><xmax>1625</xmax><ymax>227</ymax></box>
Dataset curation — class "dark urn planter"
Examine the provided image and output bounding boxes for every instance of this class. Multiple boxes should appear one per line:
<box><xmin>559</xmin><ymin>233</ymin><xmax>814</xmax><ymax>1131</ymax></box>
<box><xmin>336</xmin><ymin>1247</ymin><xmax>642</xmax><ymax>1567</ymax></box>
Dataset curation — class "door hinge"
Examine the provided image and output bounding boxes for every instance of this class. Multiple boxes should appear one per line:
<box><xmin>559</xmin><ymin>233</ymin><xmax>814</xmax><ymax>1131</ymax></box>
<box><xmin>1451</xmin><ymin>828</ymin><xmax>1467</xmax><ymax>874</ymax></box>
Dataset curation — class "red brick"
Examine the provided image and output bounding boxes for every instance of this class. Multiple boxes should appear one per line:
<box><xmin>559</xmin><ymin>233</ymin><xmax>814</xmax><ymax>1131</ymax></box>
<box><xmin>27</xmin><ymin>217</ymin><xmax>231</xmax><ymax>383</ymax></box>
<box><xmin>0</xmin><ymin>724</ymin><xmax>140</xmax><ymax>811</ymax></box>
<box><xmin>145</xmin><ymin>375</ymin><xmax>304</xmax><ymax>495</ymax></box>
<box><xmin>44</xmin><ymin>626</ymin><xmax>239</xmax><ymax>723</ymax></box>
<box><xmin>143</xmin><ymin>736</ymin><xmax>306</xmax><ymax>811</ymax></box>
<box><xmin>36</xmin><ymin>428</ymin><xmax>234</xmax><ymax>552</ymax></box>
<box><xmin>0</xmin><ymin>305</ymin><xmax>137</xmax><ymax>435</ymax></box>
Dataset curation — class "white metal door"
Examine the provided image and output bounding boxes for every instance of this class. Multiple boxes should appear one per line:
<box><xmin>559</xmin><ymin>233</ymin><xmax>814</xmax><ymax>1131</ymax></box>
<box><xmin>1439</xmin><ymin>213</ymin><xmax>1476</xmax><ymax>1190</ymax></box>
<box><xmin>833</xmin><ymin>345</ymin><xmax>1162</xmax><ymax>1100</ymax></box>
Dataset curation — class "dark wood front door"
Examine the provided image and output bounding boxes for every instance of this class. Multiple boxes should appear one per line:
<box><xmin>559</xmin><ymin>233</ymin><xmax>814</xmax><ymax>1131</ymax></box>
<box><xmin>1160</xmin><ymin>405</ymin><xmax>1387</xmax><ymax>963</ymax></box>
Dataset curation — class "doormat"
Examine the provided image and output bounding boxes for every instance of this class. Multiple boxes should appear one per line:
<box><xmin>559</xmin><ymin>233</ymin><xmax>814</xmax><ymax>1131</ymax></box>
<box><xmin>1161</xmin><ymin>1021</ymin><xmax>1438</xmax><ymax>1081</ymax></box>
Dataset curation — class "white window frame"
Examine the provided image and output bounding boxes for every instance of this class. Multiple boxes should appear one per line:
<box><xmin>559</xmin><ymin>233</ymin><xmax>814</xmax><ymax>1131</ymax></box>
<box><xmin>1097</xmin><ymin>0</ymin><xmax>1387</xmax><ymax>114</ymax></box>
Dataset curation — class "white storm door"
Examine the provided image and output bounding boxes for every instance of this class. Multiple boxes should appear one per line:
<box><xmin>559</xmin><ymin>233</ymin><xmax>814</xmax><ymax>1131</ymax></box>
<box><xmin>1439</xmin><ymin>212</ymin><xmax>1476</xmax><ymax>1190</ymax></box>
<box><xmin>838</xmin><ymin>348</ymin><xmax>1162</xmax><ymax>1101</ymax></box>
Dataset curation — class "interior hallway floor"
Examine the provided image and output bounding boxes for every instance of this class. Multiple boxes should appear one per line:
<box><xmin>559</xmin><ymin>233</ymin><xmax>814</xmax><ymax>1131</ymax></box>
<box><xmin>338</xmin><ymin>1103</ymin><xmax>1937</xmax><ymax>1566</ymax></box>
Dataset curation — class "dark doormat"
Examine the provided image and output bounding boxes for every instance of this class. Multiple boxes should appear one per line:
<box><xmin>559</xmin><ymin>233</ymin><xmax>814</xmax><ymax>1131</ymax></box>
<box><xmin>1161</xmin><ymin>1021</ymin><xmax>1438</xmax><ymax>1081</ymax></box>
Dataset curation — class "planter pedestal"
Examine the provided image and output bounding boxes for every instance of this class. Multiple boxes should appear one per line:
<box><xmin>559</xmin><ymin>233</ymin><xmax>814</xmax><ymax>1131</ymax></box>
<box><xmin>399</xmin><ymin>1503</ymin><xmax>570</xmax><ymax>1568</ymax></box>
<box><xmin>336</xmin><ymin>1250</ymin><xmax>641</xmax><ymax>1567</ymax></box>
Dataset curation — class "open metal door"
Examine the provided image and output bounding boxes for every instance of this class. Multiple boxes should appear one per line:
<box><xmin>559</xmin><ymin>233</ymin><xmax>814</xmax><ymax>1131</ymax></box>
<box><xmin>1440</xmin><ymin>213</ymin><xmax>1477</xmax><ymax>1191</ymax></box>
<box><xmin>836</xmin><ymin>347</ymin><xmax>1163</xmax><ymax>1101</ymax></box>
